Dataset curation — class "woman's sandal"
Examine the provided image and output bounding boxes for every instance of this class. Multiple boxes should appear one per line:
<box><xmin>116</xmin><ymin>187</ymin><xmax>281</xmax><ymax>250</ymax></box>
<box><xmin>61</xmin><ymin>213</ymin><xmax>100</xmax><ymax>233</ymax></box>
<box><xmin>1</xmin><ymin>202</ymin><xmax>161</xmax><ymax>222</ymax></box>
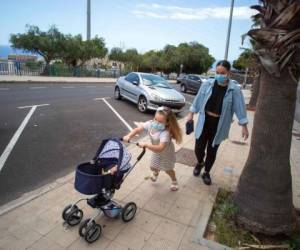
<box><xmin>170</xmin><ymin>181</ymin><xmax>179</xmax><ymax>191</ymax></box>
<box><xmin>150</xmin><ymin>172</ymin><xmax>159</xmax><ymax>182</ymax></box>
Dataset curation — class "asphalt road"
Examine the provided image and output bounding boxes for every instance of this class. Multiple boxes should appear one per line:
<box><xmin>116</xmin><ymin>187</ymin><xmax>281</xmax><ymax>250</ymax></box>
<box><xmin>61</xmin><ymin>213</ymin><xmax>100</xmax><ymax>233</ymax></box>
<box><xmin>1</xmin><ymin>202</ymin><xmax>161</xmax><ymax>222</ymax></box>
<box><xmin>0</xmin><ymin>82</ymin><xmax>195</xmax><ymax>205</ymax></box>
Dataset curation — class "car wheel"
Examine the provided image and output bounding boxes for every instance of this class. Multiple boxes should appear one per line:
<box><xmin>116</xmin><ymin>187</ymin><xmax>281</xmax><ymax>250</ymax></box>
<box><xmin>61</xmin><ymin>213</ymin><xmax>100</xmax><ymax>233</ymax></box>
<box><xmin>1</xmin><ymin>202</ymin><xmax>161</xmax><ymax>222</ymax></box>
<box><xmin>137</xmin><ymin>96</ymin><xmax>147</xmax><ymax>113</ymax></box>
<box><xmin>114</xmin><ymin>86</ymin><xmax>122</xmax><ymax>100</ymax></box>
<box><xmin>181</xmin><ymin>84</ymin><xmax>187</xmax><ymax>93</ymax></box>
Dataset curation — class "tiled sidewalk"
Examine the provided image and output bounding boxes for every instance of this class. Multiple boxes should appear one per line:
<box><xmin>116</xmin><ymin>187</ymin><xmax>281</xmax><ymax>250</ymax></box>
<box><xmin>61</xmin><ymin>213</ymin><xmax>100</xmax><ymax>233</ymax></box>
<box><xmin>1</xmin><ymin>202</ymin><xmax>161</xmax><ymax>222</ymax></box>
<box><xmin>1</xmin><ymin>108</ymin><xmax>299</xmax><ymax>250</ymax></box>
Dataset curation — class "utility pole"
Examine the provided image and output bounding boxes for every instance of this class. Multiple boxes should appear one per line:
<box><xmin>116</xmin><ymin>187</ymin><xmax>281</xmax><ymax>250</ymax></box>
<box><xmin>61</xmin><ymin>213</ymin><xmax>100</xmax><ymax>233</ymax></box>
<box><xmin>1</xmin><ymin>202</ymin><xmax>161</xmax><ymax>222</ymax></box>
<box><xmin>224</xmin><ymin>0</ymin><xmax>234</xmax><ymax>60</ymax></box>
<box><xmin>87</xmin><ymin>0</ymin><xmax>91</xmax><ymax>40</ymax></box>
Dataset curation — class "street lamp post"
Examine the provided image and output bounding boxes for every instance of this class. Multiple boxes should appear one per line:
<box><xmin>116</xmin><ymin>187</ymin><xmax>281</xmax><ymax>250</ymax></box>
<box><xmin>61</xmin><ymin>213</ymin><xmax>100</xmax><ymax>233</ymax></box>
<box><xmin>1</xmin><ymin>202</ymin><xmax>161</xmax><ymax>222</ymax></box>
<box><xmin>224</xmin><ymin>0</ymin><xmax>234</xmax><ymax>60</ymax></box>
<box><xmin>87</xmin><ymin>0</ymin><xmax>91</xmax><ymax>40</ymax></box>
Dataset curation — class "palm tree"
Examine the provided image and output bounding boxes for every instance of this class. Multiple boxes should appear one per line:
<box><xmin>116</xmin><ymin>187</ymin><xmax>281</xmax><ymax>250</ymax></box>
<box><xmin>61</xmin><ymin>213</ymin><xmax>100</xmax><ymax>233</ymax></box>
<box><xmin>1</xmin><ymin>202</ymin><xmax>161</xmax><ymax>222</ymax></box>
<box><xmin>234</xmin><ymin>0</ymin><xmax>300</xmax><ymax>235</ymax></box>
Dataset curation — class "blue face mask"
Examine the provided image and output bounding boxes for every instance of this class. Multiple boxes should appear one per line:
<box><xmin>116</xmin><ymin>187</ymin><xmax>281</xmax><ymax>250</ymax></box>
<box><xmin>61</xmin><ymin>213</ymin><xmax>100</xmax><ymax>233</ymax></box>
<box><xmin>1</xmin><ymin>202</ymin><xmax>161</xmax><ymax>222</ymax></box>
<box><xmin>215</xmin><ymin>74</ymin><xmax>228</xmax><ymax>84</ymax></box>
<box><xmin>151</xmin><ymin>121</ymin><xmax>165</xmax><ymax>131</ymax></box>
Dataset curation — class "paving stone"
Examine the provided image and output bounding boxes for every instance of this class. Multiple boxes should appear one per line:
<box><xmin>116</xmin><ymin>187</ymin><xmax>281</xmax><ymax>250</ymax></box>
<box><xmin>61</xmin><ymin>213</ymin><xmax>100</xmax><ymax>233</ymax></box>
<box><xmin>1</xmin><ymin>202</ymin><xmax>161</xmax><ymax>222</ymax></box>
<box><xmin>114</xmin><ymin>225</ymin><xmax>151</xmax><ymax>249</ymax></box>
<box><xmin>142</xmin><ymin>233</ymin><xmax>179</xmax><ymax>250</ymax></box>
<box><xmin>67</xmin><ymin>236</ymin><xmax>111</xmax><ymax>249</ymax></box>
<box><xmin>153</xmin><ymin>218</ymin><xmax>187</xmax><ymax>245</ymax></box>
<box><xmin>26</xmin><ymin>236</ymin><xmax>64</xmax><ymax>250</ymax></box>
<box><xmin>46</xmin><ymin>224</ymin><xmax>79</xmax><ymax>248</ymax></box>
<box><xmin>143</xmin><ymin>196</ymin><xmax>173</xmax><ymax>216</ymax></box>
<box><xmin>127</xmin><ymin>209</ymin><xmax>161</xmax><ymax>234</ymax></box>
<box><xmin>105</xmin><ymin>241</ymin><xmax>132</xmax><ymax>250</ymax></box>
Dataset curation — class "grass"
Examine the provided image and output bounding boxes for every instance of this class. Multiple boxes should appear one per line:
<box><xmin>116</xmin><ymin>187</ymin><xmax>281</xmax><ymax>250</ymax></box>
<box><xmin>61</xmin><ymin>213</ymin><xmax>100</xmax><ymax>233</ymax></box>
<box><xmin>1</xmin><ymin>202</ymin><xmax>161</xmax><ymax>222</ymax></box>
<box><xmin>208</xmin><ymin>189</ymin><xmax>300</xmax><ymax>249</ymax></box>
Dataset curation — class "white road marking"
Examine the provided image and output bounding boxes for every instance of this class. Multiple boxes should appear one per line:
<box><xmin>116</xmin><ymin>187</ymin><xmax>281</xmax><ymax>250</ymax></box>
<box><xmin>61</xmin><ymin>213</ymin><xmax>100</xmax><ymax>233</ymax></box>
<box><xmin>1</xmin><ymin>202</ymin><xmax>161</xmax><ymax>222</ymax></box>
<box><xmin>0</xmin><ymin>104</ymin><xmax>49</xmax><ymax>172</ymax></box>
<box><xmin>97</xmin><ymin>97</ymin><xmax>132</xmax><ymax>131</ymax></box>
<box><xmin>62</xmin><ymin>86</ymin><xmax>75</xmax><ymax>88</ymax></box>
<box><xmin>29</xmin><ymin>87</ymin><xmax>47</xmax><ymax>89</ymax></box>
<box><xmin>18</xmin><ymin>103</ymin><xmax>50</xmax><ymax>109</ymax></box>
<box><xmin>94</xmin><ymin>97</ymin><xmax>111</xmax><ymax>101</ymax></box>
<box><xmin>0</xmin><ymin>88</ymin><xmax>9</xmax><ymax>91</ymax></box>
<box><xmin>85</xmin><ymin>86</ymin><xmax>96</xmax><ymax>88</ymax></box>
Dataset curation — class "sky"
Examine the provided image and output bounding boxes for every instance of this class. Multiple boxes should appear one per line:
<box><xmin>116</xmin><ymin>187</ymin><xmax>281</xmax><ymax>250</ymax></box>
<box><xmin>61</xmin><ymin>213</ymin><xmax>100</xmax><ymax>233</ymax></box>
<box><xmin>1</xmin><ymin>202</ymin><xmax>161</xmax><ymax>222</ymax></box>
<box><xmin>0</xmin><ymin>0</ymin><xmax>257</xmax><ymax>61</ymax></box>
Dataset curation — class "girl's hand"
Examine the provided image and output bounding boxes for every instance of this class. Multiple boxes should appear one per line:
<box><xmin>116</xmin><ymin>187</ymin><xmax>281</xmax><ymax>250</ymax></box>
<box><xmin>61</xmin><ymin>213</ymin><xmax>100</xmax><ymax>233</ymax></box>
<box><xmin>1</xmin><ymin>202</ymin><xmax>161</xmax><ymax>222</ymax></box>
<box><xmin>138</xmin><ymin>141</ymin><xmax>148</xmax><ymax>148</ymax></box>
<box><xmin>123</xmin><ymin>135</ymin><xmax>130</xmax><ymax>142</ymax></box>
<box><xmin>242</xmin><ymin>125</ymin><xmax>249</xmax><ymax>140</ymax></box>
<box><xmin>109</xmin><ymin>166</ymin><xmax>118</xmax><ymax>175</ymax></box>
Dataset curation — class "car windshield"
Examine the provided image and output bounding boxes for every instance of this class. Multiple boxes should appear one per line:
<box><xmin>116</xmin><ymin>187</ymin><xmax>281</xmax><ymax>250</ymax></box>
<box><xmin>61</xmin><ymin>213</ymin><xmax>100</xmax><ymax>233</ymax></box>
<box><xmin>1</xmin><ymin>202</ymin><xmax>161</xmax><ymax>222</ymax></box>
<box><xmin>141</xmin><ymin>74</ymin><xmax>171</xmax><ymax>88</ymax></box>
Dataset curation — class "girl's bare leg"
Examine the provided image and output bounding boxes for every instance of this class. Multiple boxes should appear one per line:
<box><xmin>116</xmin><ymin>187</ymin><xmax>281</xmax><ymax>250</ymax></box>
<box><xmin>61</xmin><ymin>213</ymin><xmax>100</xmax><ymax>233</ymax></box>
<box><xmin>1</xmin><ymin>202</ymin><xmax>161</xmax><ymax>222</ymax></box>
<box><xmin>150</xmin><ymin>167</ymin><xmax>159</xmax><ymax>182</ymax></box>
<box><xmin>165</xmin><ymin>169</ymin><xmax>177</xmax><ymax>182</ymax></box>
<box><xmin>165</xmin><ymin>170</ymin><xmax>178</xmax><ymax>191</ymax></box>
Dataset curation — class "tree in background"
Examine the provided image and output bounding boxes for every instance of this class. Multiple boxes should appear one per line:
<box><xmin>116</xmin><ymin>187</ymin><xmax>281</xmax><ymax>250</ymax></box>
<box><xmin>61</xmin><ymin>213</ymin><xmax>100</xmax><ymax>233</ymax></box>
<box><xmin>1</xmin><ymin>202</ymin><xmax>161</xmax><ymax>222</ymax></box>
<box><xmin>10</xmin><ymin>26</ymin><xmax>107</xmax><ymax>75</ymax></box>
<box><xmin>109</xmin><ymin>47</ymin><xmax>126</xmax><ymax>68</ymax></box>
<box><xmin>10</xmin><ymin>25</ymin><xmax>64</xmax><ymax>75</ymax></box>
<box><xmin>80</xmin><ymin>36</ymin><xmax>107</xmax><ymax>66</ymax></box>
<box><xmin>140</xmin><ymin>50</ymin><xmax>162</xmax><ymax>72</ymax></box>
<box><xmin>123</xmin><ymin>48</ymin><xmax>141</xmax><ymax>71</ymax></box>
<box><xmin>233</xmin><ymin>49</ymin><xmax>255</xmax><ymax>71</ymax></box>
<box><xmin>60</xmin><ymin>34</ymin><xmax>83</xmax><ymax>68</ymax></box>
<box><xmin>234</xmin><ymin>0</ymin><xmax>300</xmax><ymax>235</ymax></box>
<box><xmin>175</xmin><ymin>42</ymin><xmax>214</xmax><ymax>74</ymax></box>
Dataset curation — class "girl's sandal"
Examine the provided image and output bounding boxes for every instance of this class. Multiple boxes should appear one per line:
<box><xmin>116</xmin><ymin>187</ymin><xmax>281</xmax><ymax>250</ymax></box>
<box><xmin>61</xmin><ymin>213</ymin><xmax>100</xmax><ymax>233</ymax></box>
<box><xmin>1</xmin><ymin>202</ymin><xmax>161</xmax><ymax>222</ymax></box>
<box><xmin>170</xmin><ymin>181</ymin><xmax>179</xmax><ymax>191</ymax></box>
<box><xmin>150</xmin><ymin>172</ymin><xmax>159</xmax><ymax>182</ymax></box>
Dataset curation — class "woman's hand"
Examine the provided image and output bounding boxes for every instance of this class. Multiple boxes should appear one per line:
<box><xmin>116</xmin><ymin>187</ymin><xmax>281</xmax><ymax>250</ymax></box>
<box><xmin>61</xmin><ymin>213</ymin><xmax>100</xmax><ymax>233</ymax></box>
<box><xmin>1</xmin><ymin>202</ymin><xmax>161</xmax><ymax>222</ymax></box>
<box><xmin>242</xmin><ymin>125</ymin><xmax>249</xmax><ymax>140</ymax></box>
<box><xmin>187</xmin><ymin>112</ymin><xmax>194</xmax><ymax>122</ymax></box>
<box><xmin>138</xmin><ymin>141</ymin><xmax>148</xmax><ymax>148</ymax></box>
<box><xmin>123</xmin><ymin>135</ymin><xmax>131</xmax><ymax>142</ymax></box>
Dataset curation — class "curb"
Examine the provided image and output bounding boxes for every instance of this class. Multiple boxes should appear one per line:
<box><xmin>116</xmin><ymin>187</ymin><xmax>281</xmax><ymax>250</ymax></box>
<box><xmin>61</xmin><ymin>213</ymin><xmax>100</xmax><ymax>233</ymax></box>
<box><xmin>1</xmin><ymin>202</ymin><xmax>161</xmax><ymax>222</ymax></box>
<box><xmin>0</xmin><ymin>173</ymin><xmax>74</xmax><ymax>216</ymax></box>
<box><xmin>193</xmin><ymin>187</ymin><xmax>234</xmax><ymax>250</ymax></box>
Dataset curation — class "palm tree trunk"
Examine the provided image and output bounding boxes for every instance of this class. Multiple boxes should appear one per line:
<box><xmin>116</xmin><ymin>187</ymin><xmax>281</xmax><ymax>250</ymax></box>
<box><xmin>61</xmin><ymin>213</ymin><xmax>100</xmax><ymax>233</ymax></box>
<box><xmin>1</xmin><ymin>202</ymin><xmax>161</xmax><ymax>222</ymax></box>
<box><xmin>247</xmin><ymin>69</ymin><xmax>261</xmax><ymax>111</ymax></box>
<box><xmin>234</xmin><ymin>67</ymin><xmax>297</xmax><ymax>235</ymax></box>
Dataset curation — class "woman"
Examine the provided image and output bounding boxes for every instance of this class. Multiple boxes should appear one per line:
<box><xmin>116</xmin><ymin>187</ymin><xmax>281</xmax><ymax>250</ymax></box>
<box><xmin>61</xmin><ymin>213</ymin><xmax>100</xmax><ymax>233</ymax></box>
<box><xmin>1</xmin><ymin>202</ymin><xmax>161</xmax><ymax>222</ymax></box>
<box><xmin>187</xmin><ymin>60</ymin><xmax>249</xmax><ymax>185</ymax></box>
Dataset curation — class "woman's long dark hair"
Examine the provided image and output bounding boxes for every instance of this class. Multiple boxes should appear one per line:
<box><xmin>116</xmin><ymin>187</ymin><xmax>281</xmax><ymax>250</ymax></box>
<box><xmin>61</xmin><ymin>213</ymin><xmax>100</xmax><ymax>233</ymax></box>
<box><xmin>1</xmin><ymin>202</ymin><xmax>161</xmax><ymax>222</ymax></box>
<box><xmin>216</xmin><ymin>60</ymin><xmax>231</xmax><ymax>71</ymax></box>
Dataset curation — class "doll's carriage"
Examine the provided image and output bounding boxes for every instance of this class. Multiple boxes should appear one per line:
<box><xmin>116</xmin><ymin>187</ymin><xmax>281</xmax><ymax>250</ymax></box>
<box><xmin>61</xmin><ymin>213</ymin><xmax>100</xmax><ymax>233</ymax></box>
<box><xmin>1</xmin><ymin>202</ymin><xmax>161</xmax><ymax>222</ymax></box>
<box><xmin>61</xmin><ymin>138</ymin><xmax>145</xmax><ymax>243</ymax></box>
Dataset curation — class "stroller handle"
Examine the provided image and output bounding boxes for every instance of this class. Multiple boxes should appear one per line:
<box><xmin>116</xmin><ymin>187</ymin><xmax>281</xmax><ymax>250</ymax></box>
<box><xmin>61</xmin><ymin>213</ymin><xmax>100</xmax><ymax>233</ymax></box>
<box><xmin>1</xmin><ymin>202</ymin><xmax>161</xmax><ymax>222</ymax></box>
<box><xmin>119</xmin><ymin>138</ymin><xmax>146</xmax><ymax>161</ymax></box>
<box><xmin>120</xmin><ymin>137</ymin><xmax>139</xmax><ymax>146</ymax></box>
<box><xmin>137</xmin><ymin>147</ymin><xmax>146</xmax><ymax>161</ymax></box>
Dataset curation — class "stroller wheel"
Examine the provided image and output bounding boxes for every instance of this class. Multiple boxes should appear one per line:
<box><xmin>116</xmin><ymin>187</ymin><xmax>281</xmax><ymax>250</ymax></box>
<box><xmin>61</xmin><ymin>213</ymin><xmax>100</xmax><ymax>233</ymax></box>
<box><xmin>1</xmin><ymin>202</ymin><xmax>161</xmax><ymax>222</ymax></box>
<box><xmin>121</xmin><ymin>202</ymin><xmax>137</xmax><ymax>222</ymax></box>
<box><xmin>79</xmin><ymin>219</ymin><xmax>94</xmax><ymax>237</ymax></box>
<box><xmin>62</xmin><ymin>204</ymin><xmax>76</xmax><ymax>221</ymax></box>
<box><xmin>66</xmin><ymin>207</ymin><xmax>83</xmax><ymax>226</ymax></box>
<box><xmin>84</xmin><ymin>223</ymin><xmax>102</xmax><ymax>243</ymax></box>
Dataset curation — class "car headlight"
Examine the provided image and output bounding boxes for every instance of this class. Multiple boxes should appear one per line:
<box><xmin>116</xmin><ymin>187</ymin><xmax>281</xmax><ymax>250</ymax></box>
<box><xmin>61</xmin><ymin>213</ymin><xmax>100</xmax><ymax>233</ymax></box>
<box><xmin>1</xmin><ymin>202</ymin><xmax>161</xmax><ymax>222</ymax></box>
<box><xmin>150</xmin><ymin>93</ymin><xmax>164</xmax><ymax>102</ymax></box>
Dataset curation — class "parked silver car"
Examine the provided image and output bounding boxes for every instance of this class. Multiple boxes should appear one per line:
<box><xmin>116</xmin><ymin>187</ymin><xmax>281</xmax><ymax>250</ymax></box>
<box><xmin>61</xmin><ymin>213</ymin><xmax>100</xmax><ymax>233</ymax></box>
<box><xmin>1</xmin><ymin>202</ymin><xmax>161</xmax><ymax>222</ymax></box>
<box><xmin>114</xmin><ymin>72</ymin><xmax>186</xmax><ymax>113</ymax></box>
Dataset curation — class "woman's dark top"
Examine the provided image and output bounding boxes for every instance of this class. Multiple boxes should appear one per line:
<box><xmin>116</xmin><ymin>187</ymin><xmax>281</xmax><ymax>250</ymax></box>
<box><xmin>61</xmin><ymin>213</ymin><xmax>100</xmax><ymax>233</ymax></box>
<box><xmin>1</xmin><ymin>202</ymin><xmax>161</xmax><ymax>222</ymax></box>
<box><xmin>205</xmin><ymin>81</ymin><xmax>228</xmax><ymax>115</ymax></box>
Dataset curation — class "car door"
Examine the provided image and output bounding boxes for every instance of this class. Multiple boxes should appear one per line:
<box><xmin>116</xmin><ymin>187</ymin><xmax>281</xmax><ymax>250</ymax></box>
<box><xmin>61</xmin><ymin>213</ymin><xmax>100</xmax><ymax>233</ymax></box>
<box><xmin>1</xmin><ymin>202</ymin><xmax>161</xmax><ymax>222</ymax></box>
<box><xmin>190</xmin><ymin>75</ymin><xmax>202</xmax><ymax>92</ymax></box>
<box><xmin>122</xmin><ymin>73</ymin><xmax>135</xmax><ymax>100</ymax></box>
<box><xmin>187</xmin><ymin>75</ymin><xmax>196</xmax><ymax>91</ymax></box>
<box><xmin>123</xmin><ymin>73</ymin><xmax>140</xmax><ymax>102</ymax></box>
<box><xmin>186</xmin><ymin>75</ymin><xmax>194</xmax><ymax>91</ymax></box>
<box><xmin>130</xmin><ymin>73</ymin><xmax>141</xmax><ymax>103</ymax></box>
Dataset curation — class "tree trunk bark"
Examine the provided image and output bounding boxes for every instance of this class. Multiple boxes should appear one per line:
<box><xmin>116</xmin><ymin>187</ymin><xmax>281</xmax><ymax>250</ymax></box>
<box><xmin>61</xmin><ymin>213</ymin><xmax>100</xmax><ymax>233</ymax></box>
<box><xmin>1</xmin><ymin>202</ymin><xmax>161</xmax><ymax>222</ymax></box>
<box><xmin>234</xmin><ymin>67</ymin><xmax>297</xmax><ymax>235</ymax></box>
<box><xmin>41</xmin><ymin>61</ymin><xmax>50</xmax><ymax>76</ymax></box>
<box><xmin>247</xmin><ymin>69</ymin><xmax>261</xmax><ymax>111</ymax></box>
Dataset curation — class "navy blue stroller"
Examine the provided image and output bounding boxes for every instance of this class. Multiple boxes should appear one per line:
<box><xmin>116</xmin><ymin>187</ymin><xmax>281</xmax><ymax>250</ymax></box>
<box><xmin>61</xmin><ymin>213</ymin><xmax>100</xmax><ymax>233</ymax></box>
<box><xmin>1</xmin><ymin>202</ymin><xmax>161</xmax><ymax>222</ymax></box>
<box><xmin>61</xmin><ymin>138</ymin><xmax>145</xmax><ymax>243</ymax></box>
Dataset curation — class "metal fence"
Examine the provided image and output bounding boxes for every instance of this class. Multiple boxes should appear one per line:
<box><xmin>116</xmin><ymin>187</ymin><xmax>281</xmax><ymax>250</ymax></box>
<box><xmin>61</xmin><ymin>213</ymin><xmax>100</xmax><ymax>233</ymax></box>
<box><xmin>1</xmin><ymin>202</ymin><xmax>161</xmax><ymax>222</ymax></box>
<box><xmin>0</xmin><ymin>61</ymin><xmax>123</xmax><ymax>78</ymax></box>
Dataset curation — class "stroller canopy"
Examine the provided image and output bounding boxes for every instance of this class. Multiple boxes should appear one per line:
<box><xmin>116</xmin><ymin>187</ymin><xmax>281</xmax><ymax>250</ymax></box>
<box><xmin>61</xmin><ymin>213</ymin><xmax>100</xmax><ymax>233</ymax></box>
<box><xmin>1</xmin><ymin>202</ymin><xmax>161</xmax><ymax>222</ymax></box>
<box><xmin>96</xmin><ymin>139</ymin><xmax>132</xmax><ymax>171</ymax></box>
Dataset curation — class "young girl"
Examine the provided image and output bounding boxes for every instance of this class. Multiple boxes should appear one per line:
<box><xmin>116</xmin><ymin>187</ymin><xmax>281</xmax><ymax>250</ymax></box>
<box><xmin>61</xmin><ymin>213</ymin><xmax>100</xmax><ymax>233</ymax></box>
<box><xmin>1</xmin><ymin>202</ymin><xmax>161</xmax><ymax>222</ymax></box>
<box><xmin>123</xmin><ymin>106</ymin><xmax>182</xmax><ymax>191</ymax></box>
